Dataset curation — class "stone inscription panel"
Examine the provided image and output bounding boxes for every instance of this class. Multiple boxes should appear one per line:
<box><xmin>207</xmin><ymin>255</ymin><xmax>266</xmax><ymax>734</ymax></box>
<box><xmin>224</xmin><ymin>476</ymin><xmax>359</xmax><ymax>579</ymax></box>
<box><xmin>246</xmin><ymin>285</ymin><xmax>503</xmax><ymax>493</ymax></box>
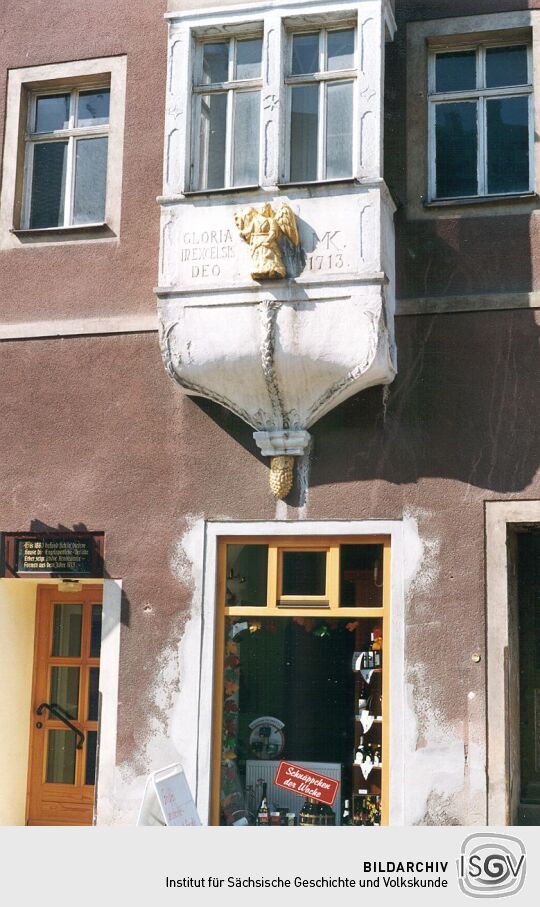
<box><xmin>1</xmin><ymin>533</ymin><xmax>104</xmax><ymax>577</ymax></box>
<box><xmin>162</xmin><ymin>191</ymin><xmax>379</xmax><ymax>288</ymax></box>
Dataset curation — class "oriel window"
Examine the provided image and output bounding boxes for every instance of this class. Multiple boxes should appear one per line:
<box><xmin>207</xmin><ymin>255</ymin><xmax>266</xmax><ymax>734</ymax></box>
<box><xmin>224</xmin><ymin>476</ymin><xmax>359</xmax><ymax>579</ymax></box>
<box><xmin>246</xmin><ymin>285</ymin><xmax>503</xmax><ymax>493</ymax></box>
<box><xmin>429</xmin><ymin>43</ymin><xmax>533</xmax><ymax>200</ymax></box>
<box><xmin>287</xmin><ymin>27</ymin><xmax>356</xmax><ymax>182</ymax></box>
<box><xmin>24</xmin><ymin>86</ymin><xmax>110</xmax><ymax>228</ymax></box>
<box><xmin>193</xmin><ymin>37</ymin><xmax>263</xmax><ymax>190</ymax></box>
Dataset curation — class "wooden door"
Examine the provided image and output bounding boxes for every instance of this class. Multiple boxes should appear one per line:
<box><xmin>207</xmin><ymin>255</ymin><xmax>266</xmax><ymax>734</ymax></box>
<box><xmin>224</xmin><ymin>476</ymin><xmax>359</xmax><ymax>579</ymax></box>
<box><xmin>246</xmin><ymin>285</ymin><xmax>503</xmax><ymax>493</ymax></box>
<box><xmin>27</xmin><ymin>584</ymin><xmax>102</xmax><ymax>825</ymax></box>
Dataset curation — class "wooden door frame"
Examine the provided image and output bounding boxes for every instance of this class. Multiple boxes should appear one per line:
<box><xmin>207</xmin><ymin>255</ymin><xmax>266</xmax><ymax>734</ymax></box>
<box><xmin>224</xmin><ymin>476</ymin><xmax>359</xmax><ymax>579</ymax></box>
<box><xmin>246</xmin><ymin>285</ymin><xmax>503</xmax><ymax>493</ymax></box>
<box><xmin>26</xmin><ymin>583</ymin><xmax>103</xmax><ymax>825</ymax></box>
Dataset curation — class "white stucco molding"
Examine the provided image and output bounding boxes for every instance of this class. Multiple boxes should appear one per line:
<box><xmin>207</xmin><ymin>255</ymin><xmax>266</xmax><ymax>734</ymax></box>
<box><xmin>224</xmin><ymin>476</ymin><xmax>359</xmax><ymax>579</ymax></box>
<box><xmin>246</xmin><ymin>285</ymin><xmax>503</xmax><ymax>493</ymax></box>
<box><xmin>195</xmin><ymin>519</ymin><xmax>405</xmax><ymax>826</ymax></box>
<box><xmin>253</xmin><ymin>429</ymin><xmax>311</xmax><ymax>456</ymax></box>
<box><xmin>486</xmin><ymin>500</ymin><xmax>540</xmax><ymax>826</ymax></box>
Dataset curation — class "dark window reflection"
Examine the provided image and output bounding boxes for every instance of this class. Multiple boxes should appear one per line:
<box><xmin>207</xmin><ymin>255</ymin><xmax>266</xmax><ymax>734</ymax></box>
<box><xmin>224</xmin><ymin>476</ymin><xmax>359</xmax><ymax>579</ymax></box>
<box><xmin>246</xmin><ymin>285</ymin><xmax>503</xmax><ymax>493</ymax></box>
<box><xmin>282</xmin><ymin>550</ymin><xmax>326</xmax><ymax>596</ymax></box>
<box><xmin>435</xmin><ymin>51</ymin><xmax>476</xmax><ymax>93</ymax></box>
<box><xmin>487</xmin><ymin>96</ymin><xmax>529</xmax><ymax>194</ymax></box>
<box><xmin>436</xmin><ymin>102</ymin><xmax>478</xmax><ymax>198</ymax></box>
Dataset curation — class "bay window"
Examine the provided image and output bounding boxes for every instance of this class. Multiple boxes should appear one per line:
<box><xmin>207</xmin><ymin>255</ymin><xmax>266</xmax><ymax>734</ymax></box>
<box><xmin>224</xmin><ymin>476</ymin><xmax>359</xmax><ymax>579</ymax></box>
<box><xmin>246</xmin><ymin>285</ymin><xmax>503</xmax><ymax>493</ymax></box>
<box><xmin>193</xmin><ymin>36</ymin><xmax>263</xmax><ymax>190</ymax></box>
<box><xmin>287</xmin><ymin>27</ymin><xmax>356</xmax><ymax>182</ymax></box>
<box><xmin>429</xmin><ymin>43</ymin><xmax>533</xmax><ymax>201</ymax></box>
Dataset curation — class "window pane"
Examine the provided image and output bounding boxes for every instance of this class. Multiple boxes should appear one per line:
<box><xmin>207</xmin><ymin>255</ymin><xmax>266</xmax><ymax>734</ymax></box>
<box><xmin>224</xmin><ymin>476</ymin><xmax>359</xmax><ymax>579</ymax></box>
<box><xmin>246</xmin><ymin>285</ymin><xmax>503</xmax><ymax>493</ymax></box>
<box><xmin>198</xmin><ymin>93</ymin><xmax>227</xmax><ymax>189</ymax></box>
<box><xmin>435</xmin><ymin>101</ymin><xmax>478</xmax><ymax>198</ymax></box>
<box><xmin>202</xmin><ymin>42</ymin><xmax>229</xmax><ymax>84</ymax></box>
<box><xmin>52</xmin><ymin>604</ymin><xmax>82</xmax><ymax>657</ymax></box>
<box><xmin>327</xmin><ymin>29</ymin><xmax>354</xmax><ymax>71</ymax></box>
<box><xmin>291</xmin><ymin>33</ymin><xmax>319</xmax><ymax>75</ymax></box>
<box><xmin>90</xmin><ymin>604</ymin><xmax>102</xmax><ymax>657</ymax></box>
<box><xmin>46</xmin><ymin>730</ymin><xmax>76</xmax><ymax>784</ymax></box>
<box><xmin>88</xmin><ymin>667</ymin><xmax>100</xmax><ymax>721</ymax></box>
<box><xmin>282</xmin><ymin>551</ymin><xmax>326</xmax><ymax>596</ymax></box>
<box><xmin>486</xmin><ymin>46</ymin><xmax>528</xmax><ymax>88</ymax></box>
<box><xmin>34</xmin><ymin>94</ymin><xmax>70</xmax><ymax>133</ymax></box>
<box><xmin>73</xmin><ymin>136</ymin><xmax>108</xmax><ymax>225</ymax></box>
<box><xmin>85</xmin><ymin>731</ymin><xmax>98</xmax><ymax>786</ymax></box>
<box><xmin>77</xmin><ymin>89</ymin><xmax>110</xmax><ymax>126</ymax></box>
<box><xmin>50</xmin><ymin>667</ymin><xmax>80</xmax><ymax>719</ymax></box>
<box><xmin>29</xmin><ymin>141</ymin><xmax>68</xmax><ymax>228</ymax></box>
<box><xmin>340</xmin><ymin>545</ymin><xmax>384</xmax><ymax>607</ymax></box>
<box><xmin>233</xmin><ymin>91</ymin><xmax>260</xmax><ymax>186</ymax></box>
<box><xmin>226</xmin><ymin>545</ymin><xmax>268</xmax><ymax>606</ymax></box>
<box><xmin>326</xmin><ymin>81</ymin><xmax>353</xmax><ymax>178</ymax></box>
<box><xmin>487</xmin><ymin>96</ymin><xmax>530</xmax><ymax>195</ymax></box>
<box><xmin>435</xmin><ymin>51</ymin><xmax>476</xmax><ymax>93</ymax></box>
<box><xmin>290</xmin><ymin>84</ymin><xmax>319</xmax><ymax>181</ymax></box>
<box><xmin>236</xmin><ymin>38</ymin><xmax>262</xmax><ymax>80</ymax></box>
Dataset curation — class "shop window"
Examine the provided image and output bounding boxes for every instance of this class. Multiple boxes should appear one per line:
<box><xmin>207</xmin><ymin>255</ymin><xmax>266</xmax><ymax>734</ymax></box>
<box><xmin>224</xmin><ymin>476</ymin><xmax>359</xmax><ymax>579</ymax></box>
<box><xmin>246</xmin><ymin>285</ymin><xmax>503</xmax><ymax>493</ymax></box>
<box><xmin>192</xmin><ymin>36</ymin><xmax>263</xmax><ymax>190</ymax></box>
<box><xmin>24</xmin><ymin>86</ymin><xmax>110</xmax><ymax>229</ymax></box>
<box><xmin>287</xmin><ymin>27</ymin><xmax>356</xmax><ymax>182</ymax></box>
<box><xmin>213</xmin><ymin>536</ymin><xmax>390</xmax><ymax>826</ymax></box>
<box><xmin>429</xmin><ymin>43</ymin><xmax>533</xmax><ymax>200</ymax></box>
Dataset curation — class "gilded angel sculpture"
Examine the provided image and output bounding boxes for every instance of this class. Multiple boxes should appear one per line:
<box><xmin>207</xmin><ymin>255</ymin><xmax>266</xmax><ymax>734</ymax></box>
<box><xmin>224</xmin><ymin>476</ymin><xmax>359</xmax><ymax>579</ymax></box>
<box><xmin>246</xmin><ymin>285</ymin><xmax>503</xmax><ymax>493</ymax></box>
<box><xmin>234</xmin><ymin>202</ymin><xmax>300</xmax><ymax>280</ymax></box>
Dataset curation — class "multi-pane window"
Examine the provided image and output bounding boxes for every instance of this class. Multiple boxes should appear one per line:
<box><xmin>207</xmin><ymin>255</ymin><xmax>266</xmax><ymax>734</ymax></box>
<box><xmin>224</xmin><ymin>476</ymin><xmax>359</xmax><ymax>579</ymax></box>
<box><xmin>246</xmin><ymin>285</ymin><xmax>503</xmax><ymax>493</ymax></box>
<box><xmin>193</xmin><ymin>37</ymin><xmax>263</xmax><ymax>190</ymax></box>
<box><xmin>287</xmin><ymin>27</ymin><xmax>356</xmax><ymax>182</ymax></box>
<box><xmin>429</xmin><ymin>44</ymin><xmax>533</xmax><ymax>200</ymax></box>
<box><xmin>24</xmin><ymin>86</ymin><xmax>110</xmax><ymax>228</ymax></box>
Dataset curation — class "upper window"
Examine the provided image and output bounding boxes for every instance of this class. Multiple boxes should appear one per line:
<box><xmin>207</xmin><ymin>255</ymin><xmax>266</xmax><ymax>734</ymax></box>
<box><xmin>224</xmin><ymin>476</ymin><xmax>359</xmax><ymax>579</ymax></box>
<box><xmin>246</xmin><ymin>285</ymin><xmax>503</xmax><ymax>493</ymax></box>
<box><xmin>193</xmin><ymin>37</ymin><xmax>263</xmax><ymax>190</ymax></box>
<box><xmin>24</xmin><ymin>86</ymin><xmax>110</xmax><ymax>229</ymax></box>
<box><xmin>287</xmin><ymin>27</ymin><xmax>356</xmax><ymax>182</ymax></box>
<box><xmin>429</xmin><ymin>43</ymin><xmax>533</xmax><ymax>200</ymax></box>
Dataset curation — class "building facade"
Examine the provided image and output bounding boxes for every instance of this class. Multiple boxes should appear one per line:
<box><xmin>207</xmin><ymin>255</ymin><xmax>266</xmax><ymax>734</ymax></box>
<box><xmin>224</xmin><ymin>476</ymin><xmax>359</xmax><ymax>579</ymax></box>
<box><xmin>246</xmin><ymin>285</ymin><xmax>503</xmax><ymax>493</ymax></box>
<box><xmin>0</xmin><ymin>0</ymin><xmax>539</xmax><ymax>827</ymax></box>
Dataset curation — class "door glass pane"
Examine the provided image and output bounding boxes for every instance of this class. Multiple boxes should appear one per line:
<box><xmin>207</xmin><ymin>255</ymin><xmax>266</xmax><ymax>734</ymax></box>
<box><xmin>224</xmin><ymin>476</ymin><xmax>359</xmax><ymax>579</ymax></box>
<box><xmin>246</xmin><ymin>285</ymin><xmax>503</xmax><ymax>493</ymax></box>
<box><xmin>77</xmin><ymin>88</ymin><xmax>110</xmax><ymax>126</ymax></box>
<box><xmin>327</xmin><ymin>29</ymin><xmax>354</xmax><ymax>71</ymax></box>
<box><xmin>326</xmin><ymin>81</ymin><xmax>353</xmax><ymax>178</ymax></box>
<box><xmin>233</xmin><ymin>91</ymin><xmax>260</xmax><ymax>186</ymax></box>
<box><xmin>282</xmin><ymin>551</ymin><xmax>326</xmax><ymax>596</ymax></box>
<box><xmin>202</xmin><ymin>42</ymin><xmax>229</xmax><ymax>84</ymax></box>
<box><xmin>340</xmin><ymin>545</ymin><xmax>384</xmax><ymax>607</ymax></box>
<box><xmin>29</xmin><ymin>141</ymin><xmax>68</xmax><ymax>228</ymax></box>
<box><xmin>52</xmin><ymin>604</ymin><xmax>83</xmax><ymax>657</ymax></box>
<box><xmin>85</xmin><ymin>731</ymin><xmax>98</xmax><ymax>785</ymax></box>
<box><xmin>88</xmin><ymin>667</ymin><xmax>100</xmax><ymax>721</ymax></box>
<box><xmin>198</xmin><ymin>93</ymin><xmax>227</xmax><ymax>189</ymax></box>
<box><xmin>487</xmin><ymin>96</ymin><xmax>529</xmax><ymax>195</ymax></box>
<box><xmin>50</xmin><ymin>667</ymin><xmax>80</xmax><ymax>718</ymax></box>
<box><xmin>226</xmin><ymin>545</ymin><xmax>268</xmax><ymax>606</ymax></box>
<box><xmin>46</xmin><ymin>730</ymin><xmax>76</xmax><ymax>784</ymax></box>
<box><xmin>290</xmin><ymin>84</ymin><xmax>319</xmax><ymax>181</ymax></box>
<box><xmin>34</xmin><ymin>94</ymin><xmax>70</xmax><ymax>133</ymax></box>
<box><xmin>435</xmin><ymin>101</ymin><xmax>478</xmax><ymax>198</ymax></box>
<box><xmin>435</xmin><ymin>51</ymin><xmax>476</xmax><ymax>93</ymax></box>
<box><xmin>236</xmin><ymin>38</ymin><xmax>262</xmax><ymax>80</ymax></box>
<box><xmin>486</xmin><ymin>46</ymin><xmax>528</xmax><ymax>88</ymax></box>
<box><xmin>291</xmin><ymin>33</ymin><xmax>319</xmax><ymax>75</ymax></box>
<box><xmin>90</xmin><ymin>604</ymin><xmax>102</xmax><ymax>657</ymax></box>
<box><xmin>73</xmin><ymin>136</ymin><xmax>108</xmax><ymax>225</ymax></box>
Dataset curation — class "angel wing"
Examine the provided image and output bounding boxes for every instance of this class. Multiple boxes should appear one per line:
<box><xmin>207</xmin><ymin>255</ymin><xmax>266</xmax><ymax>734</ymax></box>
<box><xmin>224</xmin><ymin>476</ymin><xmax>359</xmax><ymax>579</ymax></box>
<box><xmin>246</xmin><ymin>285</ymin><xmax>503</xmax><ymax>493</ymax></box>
<box><xmin>275</xmin><ymin>202</ymin><xmax>299</xmax><ymax>247</ymax></box>
<box><xmin>234</xmin><ymin>206</ymin><xmax>258</xmax><ymax>243</ymax></box>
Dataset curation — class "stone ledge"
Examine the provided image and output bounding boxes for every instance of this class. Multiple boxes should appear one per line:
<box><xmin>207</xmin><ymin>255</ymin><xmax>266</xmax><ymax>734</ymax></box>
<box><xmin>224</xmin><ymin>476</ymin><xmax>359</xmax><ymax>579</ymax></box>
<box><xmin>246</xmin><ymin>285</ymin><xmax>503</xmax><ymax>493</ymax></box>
<box><xmin>396</xmin><ymin>292</ymin><xmax>540</xmax><ymax>316</ymax></box>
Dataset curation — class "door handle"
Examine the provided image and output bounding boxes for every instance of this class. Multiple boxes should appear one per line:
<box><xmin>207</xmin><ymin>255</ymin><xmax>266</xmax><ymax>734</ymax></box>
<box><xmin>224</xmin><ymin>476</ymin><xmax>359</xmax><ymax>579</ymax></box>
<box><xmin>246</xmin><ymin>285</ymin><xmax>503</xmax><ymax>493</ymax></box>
<box><xmin>36</xmin><ymin>702</ymin><xmax>85</xmax><ymax>750</ymax></box>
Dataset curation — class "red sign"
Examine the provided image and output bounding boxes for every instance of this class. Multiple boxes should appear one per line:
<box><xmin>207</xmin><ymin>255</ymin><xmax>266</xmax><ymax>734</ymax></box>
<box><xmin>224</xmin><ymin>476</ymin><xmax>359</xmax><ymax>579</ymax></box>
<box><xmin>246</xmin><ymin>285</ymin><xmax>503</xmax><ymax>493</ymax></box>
<box><xmin>274</xmin><ymin>761</ymin><xmax>339</xmax><ymax>807</ymax></box>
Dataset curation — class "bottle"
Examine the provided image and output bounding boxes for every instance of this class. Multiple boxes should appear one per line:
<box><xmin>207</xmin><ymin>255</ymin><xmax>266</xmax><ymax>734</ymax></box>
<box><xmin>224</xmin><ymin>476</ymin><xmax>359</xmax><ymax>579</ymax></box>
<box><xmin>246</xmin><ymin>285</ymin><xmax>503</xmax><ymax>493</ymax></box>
<box><xmin>355</xmin><ymin>736</ymin><xmax>366</xmax><ymax>764</ymax></box>
<box><xmin>256</xmin><ymin>782</ymin><xmax>269</xmax><ymax>826</ymax></box>
<box><xmin>370</xmin><ymin>632</ymin><xmax>382</xmax><ymax>667</ymax></box>
<box><xmin>373</xmin><ymin>743</ymin><xmax>381</xmax><ymax>766</ymax></box>
<box><xmin>342</xmin><ymin>799</ymin><xmax>352</xmax><ymax>826</ymax></box>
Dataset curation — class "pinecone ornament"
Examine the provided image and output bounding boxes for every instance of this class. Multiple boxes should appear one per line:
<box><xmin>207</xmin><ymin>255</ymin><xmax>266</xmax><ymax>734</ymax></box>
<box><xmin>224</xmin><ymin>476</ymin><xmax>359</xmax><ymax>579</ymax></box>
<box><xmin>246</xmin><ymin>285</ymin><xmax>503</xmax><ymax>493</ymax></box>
<box><xmin>269</xmin><ymin>455</ymin><xmax>294</xmax><ymax>498</ymax></box>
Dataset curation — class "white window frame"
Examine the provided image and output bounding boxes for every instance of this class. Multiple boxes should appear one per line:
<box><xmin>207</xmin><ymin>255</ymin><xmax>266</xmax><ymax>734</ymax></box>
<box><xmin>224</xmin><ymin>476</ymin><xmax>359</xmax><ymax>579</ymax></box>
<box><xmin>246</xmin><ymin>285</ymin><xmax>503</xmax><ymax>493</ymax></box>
<box><xmin>0</xmin><ymin>56</ymin><xmax>126</xmax><ymax>248</ymax></box>
<box><xmin>22</xmin><ymin>84</ymin><xmax>110</xmax><ymax>229</ymax></box>
<box><xmin>427</xmin><ymin>40</ymin><xmax>534</xmax><ymax>203</ymax></box>
<box><xmin>285</xmin><ymin>24</ymin><xmax>357</xmax><ymax>183</ymax></box>
<box><xmin>191</xmin><ymin>34</ymin><xmax>263</xmax><ymax>191</ymax></box>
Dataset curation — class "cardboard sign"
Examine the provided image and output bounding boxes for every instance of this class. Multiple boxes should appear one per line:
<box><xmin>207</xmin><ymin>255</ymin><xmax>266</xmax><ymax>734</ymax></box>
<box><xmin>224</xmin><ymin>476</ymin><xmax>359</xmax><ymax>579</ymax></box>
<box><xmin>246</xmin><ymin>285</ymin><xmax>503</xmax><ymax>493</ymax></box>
<box><xmin>137</xmin><ymin>763</ymin><xmax>201</xmax><ymax>826</ymax></box>
<box><xmin>274</xmin><ymin>760</ymin><xmax>339</xmax><ymax>807</ymax></box>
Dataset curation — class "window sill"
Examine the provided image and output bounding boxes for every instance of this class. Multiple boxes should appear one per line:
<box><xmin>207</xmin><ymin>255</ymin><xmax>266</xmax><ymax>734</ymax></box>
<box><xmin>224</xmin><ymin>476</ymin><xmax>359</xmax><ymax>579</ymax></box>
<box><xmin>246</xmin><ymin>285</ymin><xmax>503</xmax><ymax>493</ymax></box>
<box><xmin>278</xmin><ymin>177</ymin><xmax>357</xmax><ymax>189</ymax></box>
<box><xmin>10</xmin><ymin>223</ymin><xmax>116</xmax><ymax>240</ymax></box>
<box><xmin>182</xmin><ymin>185</ymin><xmax>260</xmax><ymax>198</ymax></box>
<box><xmin>424</xmin><ymin>192</ymin><xmax>538</xmax><ymax>209</ymax></box>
